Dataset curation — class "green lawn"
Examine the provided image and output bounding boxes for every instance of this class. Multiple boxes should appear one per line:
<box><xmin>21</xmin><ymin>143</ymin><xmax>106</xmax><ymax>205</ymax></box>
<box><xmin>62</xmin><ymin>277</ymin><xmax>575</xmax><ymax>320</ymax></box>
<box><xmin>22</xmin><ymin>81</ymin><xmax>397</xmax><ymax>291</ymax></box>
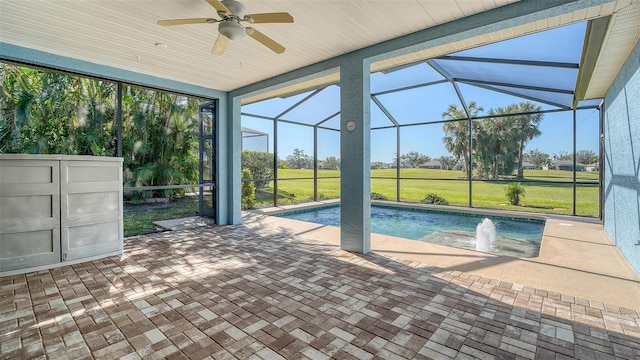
<box><xmin>124</xmin><ymin>168</ymin><xmax>599</xmax><ymax>236</ymax></box>
<box><xmin>254</xmin><ymin>168</ymin><xmax>600</xmax><ymax>217</ymax></box>
<box><xmin>124</xmin><ymin>197</ymin><xmax>199</xmax><ymax>236</ymax></box>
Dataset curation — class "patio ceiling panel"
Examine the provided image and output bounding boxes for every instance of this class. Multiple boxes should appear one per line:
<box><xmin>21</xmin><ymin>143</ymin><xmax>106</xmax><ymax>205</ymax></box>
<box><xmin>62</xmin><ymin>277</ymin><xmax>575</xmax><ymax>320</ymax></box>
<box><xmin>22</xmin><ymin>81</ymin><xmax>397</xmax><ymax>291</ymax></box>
<box><xmin>371</xmin><ymin>98</ymin><xmax>398</xmax><ymax>129</ymax></box>
<box><xmin>434</xmin><ymin>60</ymin><xmax>579</xmax><ymax>95</ymax></box>
<box><xmin>455</xmin><ymin>83</ymin><xmax>560</xmax><ymax>113</ymax></box>
<box><xmin>318</xmin><ymin>114</ymin><xmax>341</xmax><ymax>131</ymax></box>
<box><xmin>279</xmin><ymin>85</ymin><xmax>340</xmax><ymax>126</ymax></box>
<box><xmin>450</xmin><ymin>22</ymin><xmax>587</xmax><ymax>63</ymax></box>
<box><xmin>242</xmin><ymin>90</ymin><xmax>315</xmax><ymax>118</ymax></box>
<box><xmin>463</xmin><ymin>83</ymin><xmax>574</xmax><ymax>109</ymax></box>
<box><xmin>577</xmin><ymin>99</ymin><xmax>603</xmax><ymax>107</ymax></box>
<box><xmin>370</xmin><ymin>62</ymin><xmax>444</xmax><ymax>94</ymax></box>
<box><xmin>375</xmin><ymin>82</ymin><xmax>464</xmax><ymax>125</ymax></box>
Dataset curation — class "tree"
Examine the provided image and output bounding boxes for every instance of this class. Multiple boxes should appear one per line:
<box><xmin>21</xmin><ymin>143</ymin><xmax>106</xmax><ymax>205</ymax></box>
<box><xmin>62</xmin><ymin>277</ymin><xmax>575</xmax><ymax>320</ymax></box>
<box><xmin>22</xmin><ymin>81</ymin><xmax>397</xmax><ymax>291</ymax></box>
<box><xmin>553</xmin><ymin>151</ymin><xmax>572</xmax><ymax>160</ymax></box>
<box><xmin>285</xmin><ymin>148</ymin><xmax>313</xmax><ymax>169</ymax></box>
<box><xmin>241</xmin><ymin>151</ymin><xmax>274</xmax><ymax>188</ymax></box>
<box><xmin>576</xmin><ymin>150</ymin><xmax>598</xmax><ymax>164</ymax></box>
<box><xmin>320</xmin><ymin>156</ymin><xmax>340</xmax><ymax>170</ymax></box>
<box><xmin>1</xmin><ymin>63</ymin><xmax>36</xmax><ymax>153</ymax></box>
<box><xmin>511</xmin><ymin>102</ymin><xmax>542</xmax><ymax>179</ymax></box>
<box><xmin>442</xmin><ymin>101</ymin><xmax>483</xmax><ymax>175</ymax></box>
<box><xmin>475</xmin><ymin>105</ymin><xmax>520</xmax><ymax>180</ymax></box>
<box><xmin>438</xmin><ymin>156</ymin><xmax>457</xmax><ymax>170</ymax></box>
<box><xmin>1</xmin><ymin>64</ymin><xmax>206</xmax><ymax>200</ymax></box>
<box><xmin>121</xmin><ymin>89</ymin><xmax>200</xmax><ymax>198</ymax></box>
<box><xmin>524</xmin><ymin>149</ymin><xmax>550</xmax><ymax>169</ymax></box>
<box><xmin>1</xmin><ymin>64</ymin><xmax>117</xmax><ymax>155</ymax></box>
<box><xmin>278</xmin><ymin>159</ymin><xmax>289</xmax><ymax>169</ymax></box>
<box><xmin>400</xmin><ymin>151</ymin><xmax>430</xmax><ymax>168</ymax></box>
<box><xmin>473</xmin><ymin>102</ymin><xmax>542</xmax><ymax>180</ymax></box>
<box><xmin>370</xmin><ymin>161</ymin><xmax>386</xmax><ymax>169</ymax></box>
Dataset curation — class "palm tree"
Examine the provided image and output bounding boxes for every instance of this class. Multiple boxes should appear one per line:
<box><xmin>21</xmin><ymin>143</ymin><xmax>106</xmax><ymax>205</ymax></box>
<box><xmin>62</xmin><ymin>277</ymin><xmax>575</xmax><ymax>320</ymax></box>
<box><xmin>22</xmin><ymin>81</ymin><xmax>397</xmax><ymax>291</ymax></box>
<box><xmin>479</xmin><ymin>105</ymin><xmax>521</xmax><ymax>180</ymax></box>
<box><xmin>475</xmin><ymin>102</ymin><xmax>543</xmax><ymax>180</ymax></box>
<box><xmin>442</xmin><ymin>102</ymin><xmax>483</xmax><ymax>175</ymax></box>
<box><xmin>1</xmin><ymin>63</ymin><xmax>36</xmax><ymax>152</ymax></box>
<box><xmin>121</xmin><ymin>86</ymin><xmax>200</xmax><ymax>198</ymax></box>
<box><xmin>512</xmin><ymin>102</ymin><xmax>542</xmax><ymax>179</ymax></box>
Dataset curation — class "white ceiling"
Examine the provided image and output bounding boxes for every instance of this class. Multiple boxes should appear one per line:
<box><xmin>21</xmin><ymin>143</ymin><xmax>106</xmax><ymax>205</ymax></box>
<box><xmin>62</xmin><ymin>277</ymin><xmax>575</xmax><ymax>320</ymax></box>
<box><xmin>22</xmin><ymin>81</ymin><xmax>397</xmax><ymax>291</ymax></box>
<box><xmin>0</xmin><ymin>0</ymin><xmax>519</xmax><ymax>92</ymax></box>
<box><xmin>1</xmin><ymin>0</ymin><xmax>638</xmax><ymax>103</ymax></box>
<box><xmin>585</xmin><ymin>0</ymin><xmax>640</xmax><ymax>98</ymax></box>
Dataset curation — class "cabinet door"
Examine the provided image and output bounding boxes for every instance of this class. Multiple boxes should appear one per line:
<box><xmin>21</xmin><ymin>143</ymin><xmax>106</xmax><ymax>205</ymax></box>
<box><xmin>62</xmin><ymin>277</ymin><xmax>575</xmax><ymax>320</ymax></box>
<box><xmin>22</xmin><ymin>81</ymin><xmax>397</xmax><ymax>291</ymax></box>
<box><xmin>60</xmin><ymin>160</ymin><xmax>123</xmax><ymax>261</ymax></box>
<box><xmin>0</xmin><ymin>160</ymin><xmax>61</xmax><ymax>272</ymax></box>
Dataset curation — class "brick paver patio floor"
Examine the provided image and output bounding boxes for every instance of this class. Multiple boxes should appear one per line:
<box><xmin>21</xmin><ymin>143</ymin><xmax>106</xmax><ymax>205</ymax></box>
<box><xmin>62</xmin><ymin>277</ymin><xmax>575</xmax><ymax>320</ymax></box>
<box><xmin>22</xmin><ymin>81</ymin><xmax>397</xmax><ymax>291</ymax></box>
<box><xmin>1</xmin><ymin>224</ymin><xmax>640</xmax><ymax>359</ymax></box>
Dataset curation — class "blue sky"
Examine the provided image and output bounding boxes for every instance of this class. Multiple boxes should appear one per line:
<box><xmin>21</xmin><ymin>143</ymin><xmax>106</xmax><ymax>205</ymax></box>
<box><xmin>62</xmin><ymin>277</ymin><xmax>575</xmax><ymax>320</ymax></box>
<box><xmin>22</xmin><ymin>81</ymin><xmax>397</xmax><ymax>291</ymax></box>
<box><xmin>242</xmin><ymin>21</ymin><xmax>601</xmax><ymax>163</ymax></box>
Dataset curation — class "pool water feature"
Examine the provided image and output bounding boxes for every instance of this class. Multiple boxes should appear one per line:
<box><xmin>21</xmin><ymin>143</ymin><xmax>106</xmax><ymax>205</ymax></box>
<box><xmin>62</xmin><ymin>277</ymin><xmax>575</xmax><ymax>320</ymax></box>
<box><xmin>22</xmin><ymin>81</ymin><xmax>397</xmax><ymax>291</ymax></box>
<box><xmin>476</xmin><ymin>218</ymin><xmax>497</xmax><ymax>252</ymax></box>
<box><xmin>275</xmin><ymin>205</ymin><xmax>545</xmax><ymax>258</ymax></box>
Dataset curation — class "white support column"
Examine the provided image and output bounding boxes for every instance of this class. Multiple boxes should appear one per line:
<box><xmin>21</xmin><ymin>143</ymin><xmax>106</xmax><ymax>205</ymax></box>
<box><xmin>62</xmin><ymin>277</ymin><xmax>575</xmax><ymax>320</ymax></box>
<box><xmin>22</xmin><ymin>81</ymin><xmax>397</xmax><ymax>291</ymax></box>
<box><xmin>340</xmin><ymin>57</ymin><xmax>371</xmax><ymax>254</ymax></box>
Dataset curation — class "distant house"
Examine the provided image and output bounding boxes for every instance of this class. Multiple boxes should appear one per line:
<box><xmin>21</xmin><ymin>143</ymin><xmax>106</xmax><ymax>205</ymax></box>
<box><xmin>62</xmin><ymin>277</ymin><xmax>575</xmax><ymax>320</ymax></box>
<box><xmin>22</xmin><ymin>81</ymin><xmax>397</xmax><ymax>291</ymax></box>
<box><xmin>420</xmin><ymin>160</ymin><xmax>448</xmax><ymax>170</ymax></box>
<box><xmin>586</xmin><ymin>163</ymin><xmax>599</xmax><ymax>171</ymax></box>
<box><xmin>551</xmin><ymin>160</ymin><xmax>587</xmax><ymax>171</ymax></box>
<box><xmin>521</xmin><ymin>161</ymin><xmax>536</xmax><ymax>170</ymax></box>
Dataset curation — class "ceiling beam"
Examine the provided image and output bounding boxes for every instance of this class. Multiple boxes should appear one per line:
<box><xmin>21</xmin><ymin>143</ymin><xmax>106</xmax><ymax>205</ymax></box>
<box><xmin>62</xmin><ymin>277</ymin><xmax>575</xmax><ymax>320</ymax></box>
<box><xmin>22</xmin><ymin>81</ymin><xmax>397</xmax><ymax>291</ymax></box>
<box><xmin>462</xmin><ymin>81</ymin><xmax>570</xmax><ymax>109</ymax></box>
<box><xmin>573</xmin><ymin>16</ymin><xmax>611</xmax><ymax>109</ymax></box>
<box><xmin>436</xmin><ymin>55</ymin><xmax>578</xmax><ymax>69</ymax></box>
<box><xmin>455</xmin><ymin>78</ymin><xmax>575</xmax><ymax>94</ymax></box>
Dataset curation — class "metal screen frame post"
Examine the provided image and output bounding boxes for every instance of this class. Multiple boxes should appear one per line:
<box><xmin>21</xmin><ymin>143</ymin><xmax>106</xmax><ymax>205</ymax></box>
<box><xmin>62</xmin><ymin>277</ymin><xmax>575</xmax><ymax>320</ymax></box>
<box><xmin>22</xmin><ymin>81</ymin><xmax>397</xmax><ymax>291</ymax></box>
<box><xmin>314</xmin><ymin>126</ymin><xmax>318</xmax><ymax>201</ymax></box>
<box><xmin>573</xmin><ymin>109</ymin><xmax>577</xmax><ymax>216</ymax></box>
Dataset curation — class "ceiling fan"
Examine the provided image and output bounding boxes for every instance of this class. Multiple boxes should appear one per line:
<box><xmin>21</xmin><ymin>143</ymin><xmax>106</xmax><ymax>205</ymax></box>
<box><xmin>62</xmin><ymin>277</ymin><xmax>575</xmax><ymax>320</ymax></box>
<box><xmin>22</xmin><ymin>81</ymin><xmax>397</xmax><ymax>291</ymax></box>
<box><xmin>157</xmin><ymin>0</ymin><xmax>293</xmax><ymax>55</ymax></box>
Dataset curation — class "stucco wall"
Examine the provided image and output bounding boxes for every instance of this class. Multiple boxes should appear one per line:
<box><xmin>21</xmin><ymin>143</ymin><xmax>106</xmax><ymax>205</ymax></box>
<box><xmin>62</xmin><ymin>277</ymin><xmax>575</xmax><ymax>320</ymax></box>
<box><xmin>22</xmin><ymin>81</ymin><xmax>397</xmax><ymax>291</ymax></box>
<box><xmin>604</xmin><ymin>39</ymin><xmax>640</xmax><ymax>275</ymax></box>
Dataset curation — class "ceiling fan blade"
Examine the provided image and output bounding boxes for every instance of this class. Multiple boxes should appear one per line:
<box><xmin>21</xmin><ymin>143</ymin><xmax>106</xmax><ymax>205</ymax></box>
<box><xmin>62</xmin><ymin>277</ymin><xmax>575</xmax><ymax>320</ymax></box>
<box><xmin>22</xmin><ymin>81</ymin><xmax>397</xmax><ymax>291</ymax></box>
<box><xmin>212</xmin><ymin>34</ymin><xmax>229</xmax><ymax>55</ymax></box>
<box><xmin>246</xmin><ymin>27</ymin><xmax>285</xmax><ymax>54</ymax></box>
<box><xmin>205</xmin><ymin>0</ymin><xmax>231</xmax><ymax>14</ymax></box>
<box><xmin>157</xmin><ymin>18</ymin><xmax>217</xmax><ymax>26</ymax></box>
<box><xmin>244</xmin><ymin>12</ymin><xmax>294</xmax><ymax>24</ymax></box>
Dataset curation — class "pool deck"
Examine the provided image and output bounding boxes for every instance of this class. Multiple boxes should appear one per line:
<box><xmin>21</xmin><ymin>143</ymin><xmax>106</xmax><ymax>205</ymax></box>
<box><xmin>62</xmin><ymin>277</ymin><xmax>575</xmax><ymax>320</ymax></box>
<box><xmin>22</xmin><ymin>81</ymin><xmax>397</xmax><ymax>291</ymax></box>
<box><xmin>3</xmin><ymin>202</ymin><xmax>639</xmax><ymax>359</ymax></box>
<box><xmin>247</xmin><ymin>200</ymin><xmax>640</xmax><ymax>310</ymax></box>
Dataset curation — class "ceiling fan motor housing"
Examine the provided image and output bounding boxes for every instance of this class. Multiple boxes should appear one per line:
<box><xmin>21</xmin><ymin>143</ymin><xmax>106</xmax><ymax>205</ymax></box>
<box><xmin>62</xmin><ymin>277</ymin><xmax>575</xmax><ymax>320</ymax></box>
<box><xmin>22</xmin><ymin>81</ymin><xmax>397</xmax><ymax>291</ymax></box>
<box><xmin>220</xmin><ymin>0</ymin><xmax>247</xmax><ymax>18</ymax></box>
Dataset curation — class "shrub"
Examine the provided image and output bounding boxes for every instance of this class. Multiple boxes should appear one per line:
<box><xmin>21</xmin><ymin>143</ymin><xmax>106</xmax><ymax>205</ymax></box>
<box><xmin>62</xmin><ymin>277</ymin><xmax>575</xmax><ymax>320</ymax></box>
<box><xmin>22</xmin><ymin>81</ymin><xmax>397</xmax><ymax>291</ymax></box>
<box><xmin>371</xmin><ymin>192</ymin><xmax>388</xmax><ymax>200</ymax></box>
<box><xmin>241</xmin><ymin>169</ymin><xmax>256</xmax><ymax>209</ymax></box>
<box><xmin>241</xmin><ymin>151</ymin><xmax>274</xmax><ymax>188</ymax></box>
<box><xmin>422</xmin><ymin>193</ymin><xmax>449</xmax><ymax>205</ymax></box>
<box><xmin>505</xmin><ymin>182</ymin><xmax>526</xmax><ymax>205</ymax></box>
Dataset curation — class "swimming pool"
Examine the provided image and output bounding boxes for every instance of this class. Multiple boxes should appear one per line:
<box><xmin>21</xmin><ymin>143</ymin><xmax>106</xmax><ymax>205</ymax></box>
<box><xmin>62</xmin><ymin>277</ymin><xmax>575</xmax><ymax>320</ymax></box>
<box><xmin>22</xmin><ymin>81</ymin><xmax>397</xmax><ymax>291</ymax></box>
<box><xmin>274</xmin><ymin>205</ymin><xmax>545</xmax><ymax>258</ymax></box>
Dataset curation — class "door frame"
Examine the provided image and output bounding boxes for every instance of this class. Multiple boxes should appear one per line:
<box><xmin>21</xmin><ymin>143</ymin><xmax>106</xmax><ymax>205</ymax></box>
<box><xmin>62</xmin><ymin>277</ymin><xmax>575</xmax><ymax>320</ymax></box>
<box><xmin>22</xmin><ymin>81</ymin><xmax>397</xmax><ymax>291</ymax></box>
<box><xmin>199</xmin><ymin>101</ymin><xmax>217</xmax><ymax>220</ymax></box>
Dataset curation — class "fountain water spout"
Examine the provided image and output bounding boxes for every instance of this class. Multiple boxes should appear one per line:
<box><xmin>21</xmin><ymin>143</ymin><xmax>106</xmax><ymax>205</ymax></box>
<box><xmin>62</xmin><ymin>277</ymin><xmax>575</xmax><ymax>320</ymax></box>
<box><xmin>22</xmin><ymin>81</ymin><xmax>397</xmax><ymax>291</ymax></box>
<box><xmin>475</xmin><ymin>218</ymin><xmax>496</xmax><ymax>252</ymax></box>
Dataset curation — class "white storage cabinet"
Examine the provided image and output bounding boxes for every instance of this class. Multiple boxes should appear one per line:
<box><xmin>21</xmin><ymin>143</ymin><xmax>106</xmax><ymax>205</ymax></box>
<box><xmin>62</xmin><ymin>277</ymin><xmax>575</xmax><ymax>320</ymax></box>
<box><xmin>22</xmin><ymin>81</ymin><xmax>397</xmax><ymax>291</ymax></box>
<box><xmin>0</xmin><ymin>154</ymin><xmax>124</xmax><ymax>275</ymax></box>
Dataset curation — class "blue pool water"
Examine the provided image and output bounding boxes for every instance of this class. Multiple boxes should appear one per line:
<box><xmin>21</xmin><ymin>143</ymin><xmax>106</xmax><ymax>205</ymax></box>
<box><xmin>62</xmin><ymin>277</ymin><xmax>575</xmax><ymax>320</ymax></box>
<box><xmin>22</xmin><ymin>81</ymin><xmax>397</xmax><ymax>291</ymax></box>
<box><xmin>275</xmin><ymin>205</ymin><xmax>545</xmax><ymax>258</ymax></box>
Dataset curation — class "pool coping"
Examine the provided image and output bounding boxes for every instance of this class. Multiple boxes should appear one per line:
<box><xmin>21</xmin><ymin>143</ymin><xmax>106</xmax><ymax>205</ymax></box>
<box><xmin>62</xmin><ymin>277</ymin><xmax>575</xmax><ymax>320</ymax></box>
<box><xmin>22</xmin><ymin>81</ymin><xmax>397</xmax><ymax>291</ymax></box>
<box><xmin>262</xmin><ymin>199</ymin><xmax>559</xmax><ymax>219</ymax></box>
<box><xmin>269</xmin><ymin>200</ymin><xmax>547</xmax><ymax>224</ymax></box>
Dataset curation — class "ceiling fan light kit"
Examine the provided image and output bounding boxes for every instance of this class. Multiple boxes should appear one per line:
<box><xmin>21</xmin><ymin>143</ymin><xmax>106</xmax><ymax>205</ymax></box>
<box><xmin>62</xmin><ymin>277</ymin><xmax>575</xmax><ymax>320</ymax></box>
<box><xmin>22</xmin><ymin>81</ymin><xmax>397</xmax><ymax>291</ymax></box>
<box><xmin>157</xmin><ymin>0</ymin><xmax>293</xmax><ymax>55</ymax></box>
<box><xmin>218</xmin><ymin>20</ymin><xmax>245</xmax><ymax>40</ymax></box>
